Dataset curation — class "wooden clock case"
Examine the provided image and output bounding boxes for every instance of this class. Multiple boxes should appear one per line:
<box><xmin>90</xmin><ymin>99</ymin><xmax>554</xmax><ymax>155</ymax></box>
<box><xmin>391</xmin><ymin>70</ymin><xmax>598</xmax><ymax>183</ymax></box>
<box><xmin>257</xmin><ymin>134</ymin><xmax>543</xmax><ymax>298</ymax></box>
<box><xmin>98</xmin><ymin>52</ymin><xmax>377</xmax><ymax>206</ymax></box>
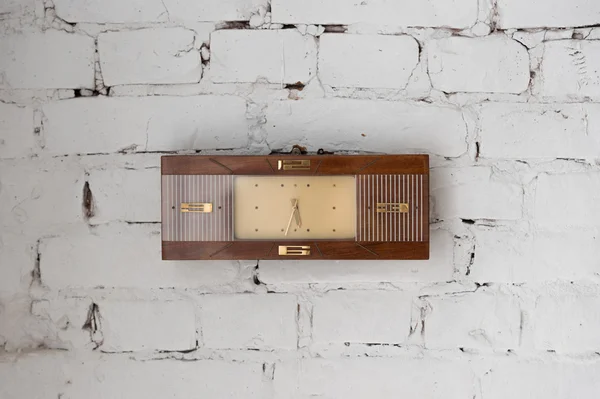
<box><xmin>161</xmin><ymin>154</ymin><xmax>429</xmax><ymax>260</ymax></box>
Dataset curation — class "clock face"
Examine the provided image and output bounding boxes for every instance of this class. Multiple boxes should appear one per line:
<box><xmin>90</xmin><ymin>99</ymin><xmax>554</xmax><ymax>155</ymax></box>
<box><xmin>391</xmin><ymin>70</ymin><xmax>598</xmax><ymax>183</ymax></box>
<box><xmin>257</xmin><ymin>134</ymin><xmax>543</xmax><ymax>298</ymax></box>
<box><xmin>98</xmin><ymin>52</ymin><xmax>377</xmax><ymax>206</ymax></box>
<box><xmin>233</xmin><ymin>176</ymin><xmax>356</xmax><ymax>240</ymax></box>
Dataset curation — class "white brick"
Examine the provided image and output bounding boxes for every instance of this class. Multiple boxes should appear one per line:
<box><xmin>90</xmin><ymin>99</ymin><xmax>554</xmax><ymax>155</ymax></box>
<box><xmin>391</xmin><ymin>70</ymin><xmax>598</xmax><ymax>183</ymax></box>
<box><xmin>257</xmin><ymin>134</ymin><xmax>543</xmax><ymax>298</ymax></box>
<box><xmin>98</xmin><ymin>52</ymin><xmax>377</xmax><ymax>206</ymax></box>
<box><xmin>272</xmin><ymin>0</ymin><xmax>478</xmax><ymax>28</ymax></box>
<box><xmin>423</xmin><ymin>291</ymin><xmax>521</xmax><ymax>349</ymax></box>
<box><xmin>431</xmin><ymin>167</ymin><xmax>523</xmax><ymax>220</ymax></box>
<box><xmin>428</xmin><ymin>36</ymin><xmax>529</xmax><ymax>94</ymax></box>
<box><xmin>40</xmin><ymin>223</ymin><xmax>240</xmax><ymax>289</ymax></box>
<box><xmin>319</xmin><ymin>34</ymin><xmax>419</xmax><ymax>89</ymax></box>
<box><xmin>0</xmin><ymin>235</ymin><xmax>34</xmax><ymax>294</ymax></box>
<box><xmin>478</xmin><ymin>103</ymin><xmax>597</xmax><ymax>159</ymax></box>
<box><xmin>42</xmin><ymin>96</ymin><xmax>248</xmax><ymax>155</ymax></box>
<box><xmin>259</xmin><ymin>229</ymin><xmax>454</xmax><ymax>284</ymax></box>
<box><xmin>535</xmin><ymin>173</ymin><xmax>600</xmax><ymax>228</ymax></box>
<box><xmin>536</xmin><ymin>40</ymin><xmax>600</xmax><ymax>101</ymax></box>
<box><xmin>0</xmin><ymin>232</ymin><xmax>36</xmax><ymax>294</ymax></box>
<box><xmin>200</xmin><ymin>294</ymin><xmax>297</xmax><ymax>349</ymax></box>
<box><xmin>0</xmin><ymin>160</ymin><xmax>84</xmax><ymax>233</ymax></box>
<box><xmin>31</xmin><ymin>297</ymin><xmax>92</xmax><ymax>349</ymax></box>
<box><xmin>166</xmin><ymin>0</ymin><xmax>269</xmax><ymax>21</ymax></box>
<box><xmin>99</xmin><ymin>28</ymin><xmax>201</xmax><ymax>86</ymax></box>
<box><xmin>98</xmin><ymin>300</ymin><xmax>196</xmax><ymax>352</ymax></box>
<box><xmin>471</xmin><ymin>228</ymin><xmax>600</xmax><ymax>283</ymax></box>
<box><xmin>313</xmin><ymin>291</ymin><xmax>412</xmax><ymax>345</ymax></box>
<box><xmin>275</xmin><ymin>358</ymin><xmax>475</xmax><ymax>399</ymax></box>
<box><xmin>0</xmin><ymin>0</ymin><xmax>35</xmax><ymax>19</ymax></box>
<box><xmin>53</xmin><ymin>0</ymin><xmax>267</xmax><ymax>22</ymax></box>
<box><xmin>0</xmin><ymin>353</ymin><xmax>267</xmax><ymax>399</ymax></box>
<box><xmin>88</xmin><ymin>167</ymin><xmax>161</xmax><ymax>223</ymax></box>
<box><xmin>497</xmin><ymin>0</ymin><xmax>600</xmax><ymax>29</ymax></box>
<box><xmin>0</xmin><ymin>31</ymin><xmax>94</xmax><ymax>89</ymax></box>
<box><xmin>0</xmin><ymin>103</ymin><xmax>34</xmax><ymax>159</ymax></box>
<box><xmin>209</xmin><ymin>30</ymin><xmax>317</xmax><ymax>84</ymax></box>
<box><xmin>482</xmin><ymin>360</ymin><xmax>600</xmax><ymax>399</ymax></box>
<box><xmin>53</xmin><ymin>0</ymin><xmax>167</xmax><ymax>23</ymax></box>
<box><xmin>265</xmin><ymin>99</ymin><xmax>467</xmax><ymax>157</ymax></box>
<box><xmin>533</xmin><ymin>294</ymin><xmax>600</xmax><ymax>352</ymax></box>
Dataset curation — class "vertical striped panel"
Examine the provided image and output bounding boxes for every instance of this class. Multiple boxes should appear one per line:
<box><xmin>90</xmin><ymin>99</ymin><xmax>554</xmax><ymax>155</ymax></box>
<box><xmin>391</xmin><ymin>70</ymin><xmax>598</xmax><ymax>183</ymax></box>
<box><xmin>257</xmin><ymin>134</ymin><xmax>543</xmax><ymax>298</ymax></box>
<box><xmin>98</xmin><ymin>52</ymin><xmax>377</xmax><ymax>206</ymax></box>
<box><xmin>161</xmin><ymin>175</ymin><xmax>233</xmax><ymax>241</ymax></box>
<box><xmin>356</xmin><ymin>174</ymin><xmax>426</xmax><ymax>242</ymax></box>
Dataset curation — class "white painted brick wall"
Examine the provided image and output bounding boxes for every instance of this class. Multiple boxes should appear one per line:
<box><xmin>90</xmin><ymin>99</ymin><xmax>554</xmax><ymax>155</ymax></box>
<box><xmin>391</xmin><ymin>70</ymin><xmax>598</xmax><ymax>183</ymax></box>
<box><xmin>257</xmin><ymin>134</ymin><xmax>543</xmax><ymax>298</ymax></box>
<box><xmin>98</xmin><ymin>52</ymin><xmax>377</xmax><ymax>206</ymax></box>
<box><xmin>0</xmin><ymin>103</ymin><xmax>34</xmax><ymax>159</ymax></box>
<box><xmin>478</xmin><ymin>103</ymin><xmax>598</xmax><ymax>159</ymax></box>
<box><xmin>272</xmin><ymin>0</ymin><xmax>478</xmax><ymax>28</ymax></box>
<box><xmin>0</xmin><ymin>0</ymin><xmax>35</xmax><ymax>19</ymax></box>
<box><xmin>199</xmin><ymin>294</ymin><xmax>297</xmax><ymax>349</ymax></box>
<box><xmin>480</xmin><ymin>360</ymin><xmax>600</xmax><ymax>399</ymax></box>
<box><xmin>39</xmin><ymin>224</ymin><xmax>241</xmax><ymax>289</ymax></box>
<box><xmin>422</xmin><ymin>290</ymin><xmax>521</xmax><ymax>349</ymax></box>
<box><xmin>431</xmin><ymin>167</ymin><xmax>523</xmax><ymax>220</ymax></box>
<box><xmin>209</xmin><ymin>30</ymin><xmax>317</xmax><ymax>84</ymax></box>
<box><xmin>319</xmin><ymin>34</ymin><xmax>419</xmax><ymax>89</ymax></box>
<box><xmin>497</xmin><ymin>0</ymin><xmax>600</xmax><ymax>29</ymax></box>
<box><xmin>275</xmin><ymin>358</ymin><xmax>475</xmax><ymax>398</ymax></box>
<box><xmin>265</xmin><ymin>99</ymin><xmax>467</xmax><ymax>156</ymax></box>
<box><xmin>470</xmin><ymin>228</ymin><xmax>600</xmax><ymax>283</ymax></box>
<box><xmin>53</xmin><ymin>0</ymin><xmax>269</xmax><ymax>23</ymax></box>
<box><xmin>98</xmin><ymin>300</ymin><xmax>197</xmax><ymax>352</ymax></box>
<box><xmin>535</xmin><ymin>40</ymin><xmax>600</xmax><ymax>101</ymax></box>
<box><xmin>312</xmin><ymin>290</ymin><xmax>412</xmax><ymax>345</ymax></box>
<box><xmin>0</xmin><ymin>31</ymin><xmax>95</xmax><ymax>89</ymax></box>
<box><xmin>533</xmin><ymin>294</ymin><xmax>600</xmax><ymax>353</ymax></box>
<box><xmin>3</xmin><ymin>1</ymin><xmax>600</xmax><ymax>397</ymax></box>
<box><xmin>534</xmin><ymin>173</ymin><xmax>600</xmax><ymax>228</ymax></box>
<box><xmin>428</xmin><ymin>36</ymin><xmax>530</xmax><ymax>94</ymax></box>
<box><xmin>98</xmin><ymin>28</ymin><xmax>202</xmax><ymax>85</ymax></box>
<box><xmin>42</xmin><ymin>96</ymin><xmax>248</xmax><ymax>155</ymax></box>
<box><xmin>87</xmin><ymin>167</ymin><xmax>161</xmax><ymax>223</ymax></box>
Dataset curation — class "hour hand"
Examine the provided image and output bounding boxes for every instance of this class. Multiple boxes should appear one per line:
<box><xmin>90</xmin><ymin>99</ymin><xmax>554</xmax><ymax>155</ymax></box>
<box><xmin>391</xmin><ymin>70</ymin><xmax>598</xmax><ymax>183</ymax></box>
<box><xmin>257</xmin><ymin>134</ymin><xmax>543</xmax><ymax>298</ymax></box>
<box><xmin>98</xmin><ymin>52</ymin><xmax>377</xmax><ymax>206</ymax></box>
<box><xmin>291</xmin><ymin>199</ymin><xmax>301</xmax><ymax>228</ymax></box>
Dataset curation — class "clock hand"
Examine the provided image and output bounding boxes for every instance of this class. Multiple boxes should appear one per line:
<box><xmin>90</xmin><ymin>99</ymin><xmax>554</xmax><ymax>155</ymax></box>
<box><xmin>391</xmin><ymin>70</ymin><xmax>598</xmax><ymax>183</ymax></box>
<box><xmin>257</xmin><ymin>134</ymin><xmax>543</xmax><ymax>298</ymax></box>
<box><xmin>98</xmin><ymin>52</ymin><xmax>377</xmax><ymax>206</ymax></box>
<box><xmin>285</xmin><ymin>199</ymin><xmax>298</xmax><ymax>236</ymax></box>
<box><xmin>291</xmin><ymin>199</ymin><xmax>302</xmax><ymax>228</ymax></box>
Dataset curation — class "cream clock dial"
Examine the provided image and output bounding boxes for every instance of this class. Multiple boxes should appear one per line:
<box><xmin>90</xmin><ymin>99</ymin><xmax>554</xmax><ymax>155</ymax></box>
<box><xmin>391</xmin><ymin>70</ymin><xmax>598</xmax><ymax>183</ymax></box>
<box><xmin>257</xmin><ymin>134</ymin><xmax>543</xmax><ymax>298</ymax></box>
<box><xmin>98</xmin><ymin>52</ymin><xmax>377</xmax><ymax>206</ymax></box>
<box><xmin>233</xmin><ymin>176</ymin><xmax>356</xmax><ymax>240</ymax></box>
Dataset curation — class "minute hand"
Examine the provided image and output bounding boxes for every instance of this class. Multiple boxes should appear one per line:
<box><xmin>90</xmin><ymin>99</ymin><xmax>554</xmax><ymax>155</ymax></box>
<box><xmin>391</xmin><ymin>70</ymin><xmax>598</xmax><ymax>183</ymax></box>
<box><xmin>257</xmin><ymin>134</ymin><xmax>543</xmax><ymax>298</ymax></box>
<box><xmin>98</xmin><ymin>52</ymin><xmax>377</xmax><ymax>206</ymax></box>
<box><xmin>292</xmin><ymin>199</ymin><xmax>302</xmax><ymax>228</ymax></box>
<box><xmin>285</xmin><ymin>199</ymin><xmax>298</xmax><ymax>236</ymax></box>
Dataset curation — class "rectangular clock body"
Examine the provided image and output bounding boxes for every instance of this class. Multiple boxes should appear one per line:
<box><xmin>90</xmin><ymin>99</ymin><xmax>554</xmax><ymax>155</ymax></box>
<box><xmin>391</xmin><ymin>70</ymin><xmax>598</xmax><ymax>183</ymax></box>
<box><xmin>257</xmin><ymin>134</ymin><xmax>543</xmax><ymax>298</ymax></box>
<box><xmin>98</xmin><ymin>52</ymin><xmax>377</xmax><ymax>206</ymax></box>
<box><xmin>161</xmin><ymin>155</ymin><xmax>429</xmax><ymax>260</ymax></box>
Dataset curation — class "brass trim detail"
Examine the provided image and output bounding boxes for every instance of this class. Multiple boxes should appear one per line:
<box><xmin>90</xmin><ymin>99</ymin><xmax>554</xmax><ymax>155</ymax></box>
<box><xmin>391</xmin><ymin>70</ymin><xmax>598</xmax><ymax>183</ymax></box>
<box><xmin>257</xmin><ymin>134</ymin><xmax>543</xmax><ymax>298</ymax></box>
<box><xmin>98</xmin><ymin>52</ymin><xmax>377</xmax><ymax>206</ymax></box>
<box><xmin>376</xmin><ymin>203</ymin><xmax>409</xmax><ymax>213</ymax></box>
<box><xmin>277</xmin><ymin>159</ymin><xmax>311</xmax><ymax>171</ymax></box>
<box><xmin>181</xmin><ymin>202</ymin><xmax>213</xmax><ymax>213</ymax></box>
<box><xmin>278</xmin><ymin>245</ymin><xmax>311</xmax><ymax>256</ymax></box>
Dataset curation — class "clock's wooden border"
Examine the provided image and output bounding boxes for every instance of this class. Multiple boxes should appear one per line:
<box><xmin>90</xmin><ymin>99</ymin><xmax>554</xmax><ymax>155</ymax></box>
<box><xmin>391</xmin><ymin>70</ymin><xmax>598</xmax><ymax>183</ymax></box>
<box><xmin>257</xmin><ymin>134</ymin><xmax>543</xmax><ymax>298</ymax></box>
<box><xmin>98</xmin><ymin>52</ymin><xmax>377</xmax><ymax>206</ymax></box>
<box><xmin>161</xmin><ymin>155</ymin><xmax>429</xmax><ymax>260</ymax></box>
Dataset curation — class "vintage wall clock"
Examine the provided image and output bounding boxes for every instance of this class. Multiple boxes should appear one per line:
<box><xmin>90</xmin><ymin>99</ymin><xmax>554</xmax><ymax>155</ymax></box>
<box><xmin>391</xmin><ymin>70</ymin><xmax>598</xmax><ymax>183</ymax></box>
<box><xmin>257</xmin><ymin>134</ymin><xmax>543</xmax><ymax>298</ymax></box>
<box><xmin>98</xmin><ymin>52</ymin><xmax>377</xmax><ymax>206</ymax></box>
<box><xmin>161</xmin><ymin>154</ymin><xmax>429</xmax><ymax>260</ymax></box>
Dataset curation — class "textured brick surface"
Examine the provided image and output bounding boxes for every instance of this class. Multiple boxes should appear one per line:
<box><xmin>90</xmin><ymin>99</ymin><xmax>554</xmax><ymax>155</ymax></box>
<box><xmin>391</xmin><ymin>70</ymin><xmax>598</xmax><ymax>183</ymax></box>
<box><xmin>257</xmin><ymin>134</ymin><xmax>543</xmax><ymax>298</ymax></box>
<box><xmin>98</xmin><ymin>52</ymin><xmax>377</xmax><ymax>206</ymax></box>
<box><xmin>430</xmin><ymin>167</ymin><xmax>523</xmax><ymax>220</ymax></box>
<box><xmin>0</xmin><ymin>104</ymin><xmax>34</xmax><ymax>159</ymax></box>
<box><xmin>497</xmin><ymin>0</ymin><xmax>600</xmax><ymax>28</ymax></box>
<box><xmin>428</xmin><ymin>36</ymin><xmax>529</xmax><ymax>94</ymax></box>
<box><xmin>275</xmin><ymin>358</ymin><xmax>476</xmax><ymax>398</ymax></box>
<box><xmin>2</xmin><ymin>1</ymin><xmax>600</xmax><ymax>397</ymax></box>
<box><xmin>98</xmin><ymin>300</ymin><xmax>197</xmax><ymax>352</ymax></box>
<box><xmin>422</xmin><ymin>291</ymin><xmax>521</xmax><ymax>349</ymax></box>
<box><xmin>98</xmin><ymin>28</ymin><xmax>202</xmax><ymax>85</ymax></box>
<box><xmin>0</xmin><ymin>31</ymin><xmax>95</xmax><ymax>89</ymax></box>
<box><xmin>478</xmin><ymin>103</ymin><xmax>597</xmax><ymax>158</ymax></box>
<box><xmin>210</xmin><ymin>30</ymin><xmax>317</xmax><ymax>84</ymax></box>
<box><xmin>42</xmin><ymin>96</ymin><xmax>248</xmax><ymax>155</ymax></box>
<box><xmin>312</xmin><ymin>291</ymin><xmax>412</xmax><ymax>345</ymax></box>
<box><xmin>265</xmin><ymin>99</ymin><xmax>467</xmax><ymax>157</ymax></box>
<box><xmin>272</xmin><ymin>0</ymin><xmax>478</xmax><ymax>27</ymax></box>
<box><xmin>199</xmin><ymin>294</ymin><xmax>297</xmax><ymax>349</ymax></box>
<box><xmin>319</xmin><ymin>34</ymin><xmax>419</xmax><ymax>89</ymax></box>
<box><xmin>535</xmin><ymin>41</ymin><xmax>600</xmax><ymax>101</ymax></box>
